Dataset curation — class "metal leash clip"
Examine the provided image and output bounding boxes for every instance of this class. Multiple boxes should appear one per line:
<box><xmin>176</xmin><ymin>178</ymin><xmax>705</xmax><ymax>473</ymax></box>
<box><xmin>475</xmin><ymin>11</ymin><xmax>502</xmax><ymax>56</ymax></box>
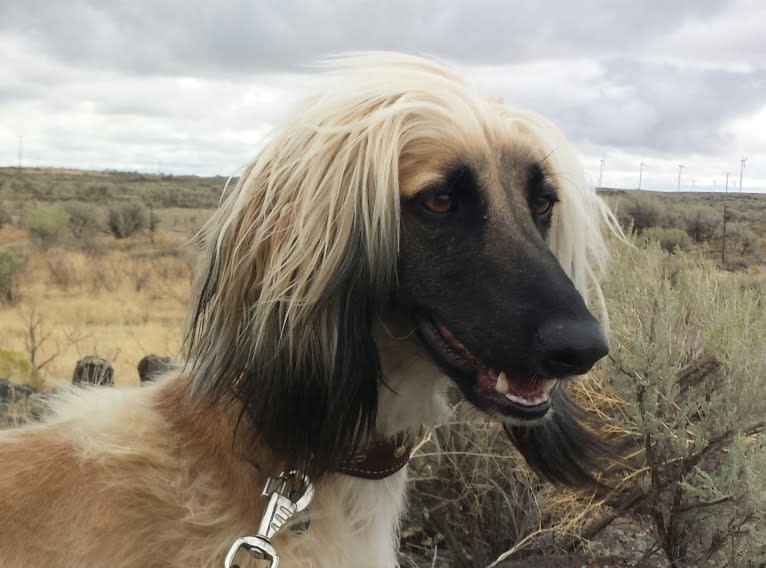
<box><xmin>224</xmin><ymin>470</ymin><xmax>313</xmax><ymax>568</ymax></box>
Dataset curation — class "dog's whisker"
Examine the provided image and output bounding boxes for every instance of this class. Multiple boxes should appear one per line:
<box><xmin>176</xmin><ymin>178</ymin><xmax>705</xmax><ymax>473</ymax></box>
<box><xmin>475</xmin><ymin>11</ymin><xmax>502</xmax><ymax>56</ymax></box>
<box><xmin>377</xmin><ymin>317</ymin><xmax>418</xmax><ymax>341</ymax></box>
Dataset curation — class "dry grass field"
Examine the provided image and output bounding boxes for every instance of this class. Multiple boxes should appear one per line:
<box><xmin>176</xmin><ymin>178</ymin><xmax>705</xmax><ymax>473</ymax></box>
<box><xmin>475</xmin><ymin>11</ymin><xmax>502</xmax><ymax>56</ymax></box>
<box><xmin>0</xmin><ymin>167</ymin><xmax>220</xmax><ymax>386</ymax></box>
<box><xmin>0</xmin><ymin>235</ymin><xmax>193</xmax><ymax>386</ymax></box>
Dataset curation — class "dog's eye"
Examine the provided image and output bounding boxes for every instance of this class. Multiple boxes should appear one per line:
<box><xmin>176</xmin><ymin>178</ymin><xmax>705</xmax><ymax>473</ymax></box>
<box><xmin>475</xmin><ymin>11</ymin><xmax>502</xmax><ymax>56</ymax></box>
<box><xmin>422</xmin><ymin>192</ymin><xmax>456</xmax><ymax>215</ymax></box>
<box><xmin>532</xmin><ymin>197</ymin><xmax>555</xmax><ymax>217</ymax></box>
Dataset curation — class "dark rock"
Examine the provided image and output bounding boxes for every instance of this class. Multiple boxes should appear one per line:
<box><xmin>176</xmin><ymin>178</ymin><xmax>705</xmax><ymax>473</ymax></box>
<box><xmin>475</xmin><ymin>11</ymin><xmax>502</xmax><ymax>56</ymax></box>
<box><xmin>137</xmin><ymin>354</ymin><xmax>174</xmax><ymax>383</ymax></box>
<box><xmin>72</xmin><ymin>357</ymin><xmax>114</xmax><ymax>386</ymax></box>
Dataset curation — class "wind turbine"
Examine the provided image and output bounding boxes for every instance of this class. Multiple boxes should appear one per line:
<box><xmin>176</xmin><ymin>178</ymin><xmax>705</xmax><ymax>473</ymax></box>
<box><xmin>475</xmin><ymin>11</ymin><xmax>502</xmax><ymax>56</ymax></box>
<box><xmin>677</xmin><ymin>164</ymin><xmax>685</xmax><ymax>192</ymax></box>
<box><xmin>638</xmin><ymin>162</ymin><xmax>648</xmax><ymax>190</ymax></box>
<box><xmin>739</xmin><ymin>156</ymin><xmax>749</xmax><ymax>192</ymax></box>
<box><xmin>598</xmin><ymin>159</ymin><xmax>606</xmax><ymax>188</ymax></box>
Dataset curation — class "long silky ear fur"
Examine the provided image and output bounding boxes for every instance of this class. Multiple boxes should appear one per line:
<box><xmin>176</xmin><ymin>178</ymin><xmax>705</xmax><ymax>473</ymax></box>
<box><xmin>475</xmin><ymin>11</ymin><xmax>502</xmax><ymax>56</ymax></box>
<box><xmin>188</xmin><ymin>230</ymin><xmax>382</xmax><ymax>481</ymax></box>
<box><xmin>183</xmin><ymin>87</ymin><xmax>405</xmax><ymax>480</ymax></box>
<box><xmin>505</xmin><ymin>389</ymin><xmax>608</xmax><ymax>487</ymax></box>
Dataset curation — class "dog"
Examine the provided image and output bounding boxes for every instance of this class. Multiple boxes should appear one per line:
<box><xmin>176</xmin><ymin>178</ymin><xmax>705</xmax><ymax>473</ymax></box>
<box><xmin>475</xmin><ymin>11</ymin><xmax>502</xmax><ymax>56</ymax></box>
<box><xmin>0</xmin><ymin>52</ymin><xmax>617</xmax><ymax>567</ymax></box>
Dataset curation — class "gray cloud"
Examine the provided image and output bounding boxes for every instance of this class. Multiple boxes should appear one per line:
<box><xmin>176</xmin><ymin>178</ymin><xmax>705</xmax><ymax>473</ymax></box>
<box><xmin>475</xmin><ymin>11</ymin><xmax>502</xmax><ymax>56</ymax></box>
<box><xmin>596</xmin><ymin>59</ymin><xmax>766</xmax><ymax>153</ymax></box>
<box><xmin>475</xmin><ymin>57</ymin><xmax>765</xmax><ymax>156</ymax></box>
<box><xmin>1</xmin><ymin>0</ymin><xmax>764</xmax><ymax>188</ymax></box>
<box><xmin>2</xmin><ymin>0</ymin><xmax>730</xmax><ymax>75</ymax></box>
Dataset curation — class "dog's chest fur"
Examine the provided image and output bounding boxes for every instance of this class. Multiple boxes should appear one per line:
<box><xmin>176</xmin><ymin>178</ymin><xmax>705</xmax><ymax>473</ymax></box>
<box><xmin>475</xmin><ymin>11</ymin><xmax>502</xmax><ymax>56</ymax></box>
<box><xmin>246</xmin><ymin>337</ymin><xmax>449</xmax><ymax>567</ymax></box>
<box><xmin>0</xmin><ymin>337</ymin><xmax>447</xmax><ymax>567</ymax></box>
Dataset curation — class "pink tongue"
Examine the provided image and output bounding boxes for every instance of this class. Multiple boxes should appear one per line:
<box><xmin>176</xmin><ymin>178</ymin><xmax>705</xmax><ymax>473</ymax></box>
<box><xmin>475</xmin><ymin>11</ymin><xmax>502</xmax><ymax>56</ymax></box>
<box><xmin>436</xmin><ymin>324</ymin><xmax>545</xmax><ymax>401</ymax></box>
<box><xmin>476</xmin><ymin>367</ymin><xmax>499</xmax><ymax>391</ymax></box>
<box><xmin>508</xmin><ymin>380</ymin><xmax>544</xmax><ymax>399</ymax></box>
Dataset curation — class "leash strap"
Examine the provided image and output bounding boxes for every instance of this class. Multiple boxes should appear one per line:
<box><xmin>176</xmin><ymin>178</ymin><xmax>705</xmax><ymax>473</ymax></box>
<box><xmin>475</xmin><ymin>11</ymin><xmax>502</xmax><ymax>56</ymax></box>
<box><xmin>224</xmin><ymin>470</ymin><xmax>313</xmax><ymax>568</ymax></box>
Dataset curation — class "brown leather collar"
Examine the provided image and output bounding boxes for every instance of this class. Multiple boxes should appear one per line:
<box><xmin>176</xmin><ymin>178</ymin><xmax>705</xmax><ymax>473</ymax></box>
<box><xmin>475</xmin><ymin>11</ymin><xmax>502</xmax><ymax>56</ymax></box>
<box><xmin>335</xmin><ymin>434</ymin><xmax>412</xmax><ymax>480</ymax></box>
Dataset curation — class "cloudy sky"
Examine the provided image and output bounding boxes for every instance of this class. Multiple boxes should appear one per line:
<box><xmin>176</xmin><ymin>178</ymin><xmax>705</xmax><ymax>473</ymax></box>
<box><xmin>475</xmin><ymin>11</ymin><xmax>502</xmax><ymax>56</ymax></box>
<box><xmin>1</xmin><ymin>0</ymin><xmax>765</xmax><ymax>192</ymax></box>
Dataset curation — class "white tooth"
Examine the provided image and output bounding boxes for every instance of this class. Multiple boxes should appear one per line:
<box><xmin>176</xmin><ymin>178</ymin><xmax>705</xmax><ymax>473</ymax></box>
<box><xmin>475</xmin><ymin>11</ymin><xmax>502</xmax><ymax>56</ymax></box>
<box><xmin>505</xmin><ymin>393</ymin><xmax>551</xmax><ymax>407</ymax></box>
<box><xmin>505</xmin><ymin>393</ymin><xmax>535</xmax><ymax>406</ymax></box>
<box><xmin>495</xmin><ymin>372</ymin><xmax>509</xmax><ymax>394</ymax></box>
<box><xmin>542</xmin><ymin>379</ymin><xmax>558</xmax><ymax>394</ymax></box>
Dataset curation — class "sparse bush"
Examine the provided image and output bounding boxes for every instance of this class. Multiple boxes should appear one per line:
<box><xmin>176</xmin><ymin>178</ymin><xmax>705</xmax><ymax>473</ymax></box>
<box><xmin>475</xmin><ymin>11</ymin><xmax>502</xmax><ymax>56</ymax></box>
<box><xmin>63</xmin><ymin>200</ymin><xmax>104</xmax><ymax>239</ymax></box>
<box><xmin>148</xmin><ymin>206</ymin><xmax>160</xmax><ymax>233</ymax></box>
<box><xmin>0</xmin><ymin>249</ymin><xmax>23</xmax><ymax>303</ymax></box>
<box><xmin>19</xmin><ymin>307</ymin><xmax>59</xmax><ymax>386</ymax></box>
<box><xmin>88</xmin><ymin>256</ymin><xmax>124</xmax><ymax>292</ymax></box>
<box><xmin>0</xmin><ymin>205</ymin><xmax>11</xmax><ymax>229</ymax></box>
<box><xmin>402</xmin><ymin>412</ymin><xmax>553</xmax><ymax>567</ymax></box>
<box><xmin>618</xmin><ymin>192</ymin><xmax>664</xmax><ymax>233</ymax></box>
<box><xmin>23</xmin><ymin>205</ymin><xmax>71</xmax><ymax>248</ymax></box>
<box><xmin>127</xmin><ymin>264</ymin><xmax>151</xmax><ymax>292</ymax></box>
<box><xmin>644</xmin><ymin>227</ymin><xmax>692</xmax><ymax>253</ymax></box>
<box><xmin>78</xmin><ymin>235</ymin><xmax>109</xmax><ymax>257</ymax></box>
<box><xmin>107</xmin><ymin>201</ymin><xmax>149</xmax><ymax>238</ymax></box>
<box><xmin>600</xmin><ymin>243</ymin><xmax>766</xmax><ymax>567</ymax></box>
<box><xmin>0</xmin><ymin>378</ymin><xmax>43</xmax><ymax>428</ymax></box>
<box><xmin>47</xmin><ymin>253</ymin><xmax>80</xmax><ymax>289</ymax></box>
<box><xmin>733</xmin><ymin>268</ymin><xmax>766</xmax><ymax>293</ymax></box>
<box><xmin>0</xmin><ymin>350</ymin><xmax>34</xmax><ymax>383</ymax></box>
<box><xmin>684</xmin><ymin>205</ymin><xmax>720</xmax><ymax>243</ymax></box>
<box><xmin>85</xmin><ymin>183</ymin><xmax>113</xmax><ymax>200</ymax></box>
<box><xmin>724</xmin><ymin>221</ymin><xmax>757</xmax><ymax>255</ymax></box>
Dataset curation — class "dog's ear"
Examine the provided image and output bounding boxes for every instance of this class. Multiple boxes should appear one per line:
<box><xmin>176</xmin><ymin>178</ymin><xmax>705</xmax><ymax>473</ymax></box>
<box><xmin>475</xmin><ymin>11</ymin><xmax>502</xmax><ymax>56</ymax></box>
<box><xmin>504</xmin><ymin>389</ymin><xmax>607</xmax><ymax>487</ymax></box>
<box><xmin>184</xmin><ymin>116</ymin><xmax>400</xmax><ymax>480</ymax></box>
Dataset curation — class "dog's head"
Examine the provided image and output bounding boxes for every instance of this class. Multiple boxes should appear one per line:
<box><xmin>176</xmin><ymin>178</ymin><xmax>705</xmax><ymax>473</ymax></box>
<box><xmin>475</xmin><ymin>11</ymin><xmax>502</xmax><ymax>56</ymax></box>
<box><xmin>185</xmin><ymin>53</ymin><xmax>616</xmax><ymax>482</ymax></box>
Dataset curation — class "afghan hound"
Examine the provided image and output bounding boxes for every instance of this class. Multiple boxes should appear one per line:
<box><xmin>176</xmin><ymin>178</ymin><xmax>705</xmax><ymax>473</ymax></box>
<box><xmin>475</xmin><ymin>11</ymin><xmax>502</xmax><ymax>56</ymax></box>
<box><xmin>0</xmin><ymin>52</ymin><xmax>617</xmax><ymax>567</ymax></box>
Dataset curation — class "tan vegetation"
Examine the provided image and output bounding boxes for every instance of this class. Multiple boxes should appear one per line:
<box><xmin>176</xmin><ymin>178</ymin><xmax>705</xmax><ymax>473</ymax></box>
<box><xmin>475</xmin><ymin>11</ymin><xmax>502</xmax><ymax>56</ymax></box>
<box><xmin>603</xmin><ymin>189</ymin><xmax>766</xmax><ymax>269</ymax></box>
<box><xmin>0</xmin><ymin>167</ymin><xmax>209</xmax><ymax>386</ymax></box>
<box><xmin>0</xmin><ymin>245</ymin><xmax>191</xmax><ymax>386</ymax></box>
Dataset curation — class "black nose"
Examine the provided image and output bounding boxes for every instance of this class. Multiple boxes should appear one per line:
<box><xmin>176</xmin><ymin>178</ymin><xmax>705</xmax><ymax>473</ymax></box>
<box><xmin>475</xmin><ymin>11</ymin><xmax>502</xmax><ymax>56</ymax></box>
<box><xmin>535</xmin><ymin>319</ymin><xmax>609</xmax><ymax>377</ymax></box>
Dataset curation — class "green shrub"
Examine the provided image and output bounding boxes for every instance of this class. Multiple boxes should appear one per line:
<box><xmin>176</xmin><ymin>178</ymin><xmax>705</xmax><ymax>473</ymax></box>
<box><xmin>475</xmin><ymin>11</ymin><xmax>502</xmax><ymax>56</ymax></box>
<box><xmin>618</xmin><ymin>192</ymin><xmax>664</xmax><ymax>233</ymax></box>
<box><xmin>63</xmin><ymin>200</ymin><xmax>104</xmax><ymax>239</ymax></box>
<box><xmin>684</xmin><ymin>205</ymin><xmax>720</xmax><ymax>243</ymax></box>
<box><xmin>0</xmin><ymin>350</ymin><xmax>34</xmax><ymax>383</ymax></box>
<box><xmin>0</xmin><ymin>249</ymin><xmax>23</xmax><ymax>303</ymax></box>
<box><xmin>724</xmin><ymin>221</ymin><xmax>757</xmax><ymax>255</ymax></box>
<box><xmin>23</xmin><ymin>205</ymin><xmax>71</xmax><ymax>248</ymax></box>
<box><xmin>107</xmin><ymin>201</ymin><xmax>149</xmax><ymax>238</ymax></box>
<box><xmin>601</xmin><ymin>242</ymin><xmax>766</xmax><ymax>566</ymax></box>
<box><xmin>644</xmin><ymin>227</ymin><xmax>692</xmax><ymax>252</ymax></box>
<box><xmin>0</xmin><ymin>205</ymin><xmax>11</xmax><ymax>229</ymax></box>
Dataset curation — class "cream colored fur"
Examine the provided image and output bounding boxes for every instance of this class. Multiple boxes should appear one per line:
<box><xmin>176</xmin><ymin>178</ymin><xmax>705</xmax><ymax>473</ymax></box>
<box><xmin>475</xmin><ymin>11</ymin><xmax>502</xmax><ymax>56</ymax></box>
<box><xmin>0</xmin><ymin>343</ymin><xmax>444</xmax><ymax>568</ymax></box>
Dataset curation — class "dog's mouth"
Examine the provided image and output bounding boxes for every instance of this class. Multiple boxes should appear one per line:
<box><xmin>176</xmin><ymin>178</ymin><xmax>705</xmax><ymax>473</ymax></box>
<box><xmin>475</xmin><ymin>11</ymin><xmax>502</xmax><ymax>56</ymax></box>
<box><xmin>416</xmin><ymin>316</ymin><xmax>557</xmax><ymax>421</ymax></box>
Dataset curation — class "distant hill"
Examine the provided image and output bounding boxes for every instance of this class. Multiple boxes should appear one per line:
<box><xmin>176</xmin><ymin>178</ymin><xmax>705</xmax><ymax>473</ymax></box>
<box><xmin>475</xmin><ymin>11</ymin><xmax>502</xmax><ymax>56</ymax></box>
<box><xmin>1</xmin><ymin>167</ymin><xmax>764</xmax><ymax>268</ymax></box>
<box><xmin>0</xmin><ymin>167</ymin><xmax>230</xmax><ymax>209</ymax></box>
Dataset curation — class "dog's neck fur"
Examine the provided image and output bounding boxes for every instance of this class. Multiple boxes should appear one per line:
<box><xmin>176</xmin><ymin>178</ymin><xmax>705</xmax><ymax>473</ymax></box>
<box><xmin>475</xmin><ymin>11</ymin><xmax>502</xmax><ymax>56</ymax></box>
<box><xmin>374</xmin><ymin>324</ymin><xmax>451</xmax><ymax>439</ymax></box>
<box><xmin>0</xmin><ymin>324</ymin><xmax>449</xmax><ymax>567</ymax></box>
<box><xmin>150</xmin><ymin>327</ymin><xmax>448</xmax><ymax>567</ymax></box>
